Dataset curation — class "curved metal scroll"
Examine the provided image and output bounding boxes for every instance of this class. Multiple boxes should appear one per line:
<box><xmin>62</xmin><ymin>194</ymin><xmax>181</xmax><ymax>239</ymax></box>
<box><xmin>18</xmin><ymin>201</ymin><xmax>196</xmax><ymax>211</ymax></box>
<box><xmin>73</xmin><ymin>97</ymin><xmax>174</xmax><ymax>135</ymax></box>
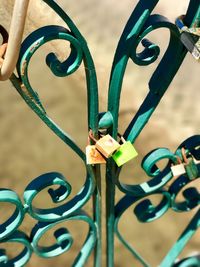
<box><xmin>0</xmin><ymin>173</ymin><xmax>97</xmax><ymax>266</ymax></box>
<box><xmin>103</xmin><ymin>1</ymin><xmax>200</xmax><ymax>266</ymax></box>
<box><xmin>1</xmin><ymin>0</ymin><xmax>99</xmax><ymax>266</ymax></box>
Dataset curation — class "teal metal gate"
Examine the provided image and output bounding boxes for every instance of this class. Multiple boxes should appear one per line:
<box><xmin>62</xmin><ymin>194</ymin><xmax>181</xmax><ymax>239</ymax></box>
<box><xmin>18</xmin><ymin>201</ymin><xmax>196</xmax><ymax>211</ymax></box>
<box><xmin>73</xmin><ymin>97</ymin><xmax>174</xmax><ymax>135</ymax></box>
<box><xmin>0</xmin><ymin>0</ymin><xmax>199</xmax><ymax>266</ymax></box>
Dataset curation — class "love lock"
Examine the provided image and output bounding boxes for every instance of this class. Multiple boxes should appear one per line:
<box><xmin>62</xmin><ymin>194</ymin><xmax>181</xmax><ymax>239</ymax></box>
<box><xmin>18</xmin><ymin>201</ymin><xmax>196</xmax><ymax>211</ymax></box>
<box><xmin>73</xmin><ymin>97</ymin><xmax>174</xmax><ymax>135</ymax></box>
<box><xmin>112</xmin><ymin>135</ymin><xmax>138</xmax><ymax>167</ymax></box>
<box><xmin>89</xmin><ymin>130</ymin><xmax>120</xmax><ymax>158</ymax></box>
<box><xmin>181</xmin><ymin>148</ymin><xmax>199</xmax><ymax>180</ymax></box>
<box><xmin>185</xmin><ymin>156</ymin><xmax>199</xmax><ymax>180</ymax></box>
<box><xmin>86</xmin><ymin>131</ymin><xmax>106</xmax><ymax>165</ymax></box>
<box><xmin>176</xmin><ymin>15</ymin><xmax>200</xmax><ymax>61</ymax></box>
<box><xmin>86</xmin><ymin>145</ymin><xmax>106</xmax><ymax>165</ymax></box>
<box><xmin>171</xmin><ymin>156</ymin><xmax>186</xmax><ymax>177</ymax></box>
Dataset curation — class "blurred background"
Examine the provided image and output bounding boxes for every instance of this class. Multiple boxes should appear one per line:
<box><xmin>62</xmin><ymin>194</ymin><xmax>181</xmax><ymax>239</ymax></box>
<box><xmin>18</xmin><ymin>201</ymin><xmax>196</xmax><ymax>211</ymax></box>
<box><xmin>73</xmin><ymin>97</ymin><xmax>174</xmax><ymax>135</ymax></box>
<box><xmin>0</xmin><ymin>0</ymin><xmax>199</xmax><ymax>266</ymax></box>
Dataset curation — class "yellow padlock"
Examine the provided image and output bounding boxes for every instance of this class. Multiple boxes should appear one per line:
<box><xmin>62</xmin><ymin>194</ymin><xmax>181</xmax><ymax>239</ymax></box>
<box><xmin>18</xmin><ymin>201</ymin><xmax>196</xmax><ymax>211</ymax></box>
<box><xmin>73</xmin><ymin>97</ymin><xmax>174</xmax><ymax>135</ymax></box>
<box><xmin>89</xmin><ymin>130</ymin><xmax>120</xmax><ymax>158</ymax></box>
<box><xmin>96</xmin><ymin>134</ymin><xmax>120</xmax><ymax>158</ymax></box>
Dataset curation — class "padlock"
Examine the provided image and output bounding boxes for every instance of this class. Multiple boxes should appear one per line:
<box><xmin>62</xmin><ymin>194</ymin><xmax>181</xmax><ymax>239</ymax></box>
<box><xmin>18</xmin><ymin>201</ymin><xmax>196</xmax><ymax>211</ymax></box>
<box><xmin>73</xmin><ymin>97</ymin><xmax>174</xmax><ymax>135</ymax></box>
<box><xmin>112</xmin><ymin>137</ymin><xmax>138</xmax><ymax>167</ymax></box>
<box><xmin>171</xmin><ymin>163</ymin><xmax>186</xmax><ymax>177</ymax></box>
<box><xmin>180</xmin><ymin>31</ymin><xmax>200</xmax><ymax>60</ymax></box>
<box><xmin>86</xmin><ymin>145</ymin><xmax>106</xmax><ymax>165</ymax></box>
<box><xmin>170</xmin><ymin>155</ymin><xmax>186</xmax><ymax>176</ymax></box>
<box><xmin>184</xmin><ymin>156</ymin><xmax>199</xmax><ymax>180</ymax></box>
<box><xmin>96</xmin><ymin>134</ymin><xmax>120</xmax><ymax>158</ymax></box>
<box><xmin>88</xmin><ymin>130</ymin><xmax>120</xmax><ymax>158</ymax></box>
<box><xmin>176</xmin><ymin>15</ymin><xmax>200</xmax><ymax>61</ymax></box>
<box><xmin>181</xmin><ymin>147</ymin><xmax>199</xmax><ymax>180</ymax></box>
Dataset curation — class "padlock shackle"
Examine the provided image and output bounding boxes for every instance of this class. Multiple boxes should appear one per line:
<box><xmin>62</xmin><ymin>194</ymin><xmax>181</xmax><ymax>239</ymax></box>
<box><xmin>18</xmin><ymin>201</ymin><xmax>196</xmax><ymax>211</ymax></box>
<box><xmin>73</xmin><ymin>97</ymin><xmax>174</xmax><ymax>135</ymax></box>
<box><xmin>181</xmin><ymin>147</ymin><xmax>189</xmax><ymax>164</ymax></box>
<box><xmin>117</xmin><ymin>133</ymin><xmax>126</xmax><ymax>144</ymax></box>
<box><xmin>176</xmin><ymin>156</ymin><xmax>182</xmax><ymax>165</ymax></box>
<box><xmin>176</xmin><ymin>14</ymin><xmax>200</xmax><ymax>35</ymax></box>
<box><xmin>176</xmin><ymin>15</ymin><xmax>189</xmax><ymax>32</ymax></box>
<box><xmin>89</xmin><ymin>130</ymin><xmax>98</xmax><ymax>143</ymax></box>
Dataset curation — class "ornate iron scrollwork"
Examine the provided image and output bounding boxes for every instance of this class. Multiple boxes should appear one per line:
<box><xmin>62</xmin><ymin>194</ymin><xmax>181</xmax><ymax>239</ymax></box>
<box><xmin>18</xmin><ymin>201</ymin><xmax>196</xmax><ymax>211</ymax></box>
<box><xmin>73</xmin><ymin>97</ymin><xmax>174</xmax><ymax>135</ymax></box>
<box><xmin>0</xmin><ymin>0</ymin><xmax>199</xmax><ymax>266</ymax></box>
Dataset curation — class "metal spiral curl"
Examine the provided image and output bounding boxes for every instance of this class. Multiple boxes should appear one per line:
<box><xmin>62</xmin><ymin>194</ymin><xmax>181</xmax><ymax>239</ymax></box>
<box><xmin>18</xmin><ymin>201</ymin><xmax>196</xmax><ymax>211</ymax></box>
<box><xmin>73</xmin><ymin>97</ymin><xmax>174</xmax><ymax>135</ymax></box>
<box><xmin>114</xmin><ymin>191</ymin><xmax>171</xmax><ymax>267</ymax></box>
<box><xmin>174</xmin><ymin>254</ymin><xmax>200</xmax><ymax>267</ymax></box>
<box><xmin>17</xmin><ymin>24</ymin><xmax>83</xmax><ymax>88</ymax></box>
<box><xmin>23</xmin><ymin>172</ymin><xmax>96</xmax><ymax>222</ymax></box>
<box><xmin>115</xmin><ymin>192</ymin><xmax>200</xmax><ymax>267</ymax></box>
<box><xmin>0</xmin><ymin>173</ymin><xmax>97</xmax><ymax>266</ymax></box>
<box><xmin>30</xmin><ymin>210</ymin><xmax>97</xmax><ymax>263</ymax></box>
<box><xmin>11</xmin><ymin>0</ymin><xmax>99</xmax><ymax>155</ymax></box>
<box><xmin>104</xmin><ymin>0</ymin><xmax>200</xmax><ymax>266</ymax></box>
<box><xmin>170</xmin><ymin>135</ymin><xmax>200</xmax><ymax>212</ymax></box>
<box><xmin>0</xmin><ymin>189</ymin><xmax>25</xmax><ymax>240</ymax></box>
<box><xmin>114</xmin><ymin>136</ymin><xmax>200</xmax><ymax>266</ymax></box>
<box><xmin>115</xmin><ymin>147</ymin><xmax>178</xmax><ymax>196</ymax></box>
<box><xmin>115</xmin><ymin>136</ymin><xmax>200</xmax><ymax>199</ymax></box>
<box><xmin>1</xmin><ymin>0</ymin><xmax>100</xmax><ymax>265</ymax></box>
<box><xmin>131</xmin><ymin>37</ymin><xmax>160</xmax><ymax>66</ymax></box>
<box><xmin>0</xmin><ymin>231</ymin><xmax>32</xmax><ymax>267</ymax></box>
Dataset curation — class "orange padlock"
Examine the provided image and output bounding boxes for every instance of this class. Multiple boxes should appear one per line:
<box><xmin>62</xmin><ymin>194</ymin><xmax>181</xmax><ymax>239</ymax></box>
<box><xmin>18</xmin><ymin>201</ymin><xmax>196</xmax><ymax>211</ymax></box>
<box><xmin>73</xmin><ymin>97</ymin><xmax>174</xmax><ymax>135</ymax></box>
<box><xmin>86</xmin><ymin>132</ymin><xmax>106</xmax><ymax>165</ymax></box>
<box><xmin>86</xmin><ymin>145</ymin><xmax>106</xmax><ymax>165</ymax></box>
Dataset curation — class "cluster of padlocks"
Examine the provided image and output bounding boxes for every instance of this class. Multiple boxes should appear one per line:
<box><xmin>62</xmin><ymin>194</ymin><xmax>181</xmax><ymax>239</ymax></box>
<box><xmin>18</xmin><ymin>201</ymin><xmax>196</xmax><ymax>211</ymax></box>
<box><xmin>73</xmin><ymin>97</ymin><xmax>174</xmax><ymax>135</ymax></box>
<box><xmin>86</xmin><ymin>130</ymin><xmax>138</xmax><ymax>166</ymax></box>
<box><xmin>171</xmin><ymin>147</ymin><xmax>199</xmax><ymax>180</ymax></box>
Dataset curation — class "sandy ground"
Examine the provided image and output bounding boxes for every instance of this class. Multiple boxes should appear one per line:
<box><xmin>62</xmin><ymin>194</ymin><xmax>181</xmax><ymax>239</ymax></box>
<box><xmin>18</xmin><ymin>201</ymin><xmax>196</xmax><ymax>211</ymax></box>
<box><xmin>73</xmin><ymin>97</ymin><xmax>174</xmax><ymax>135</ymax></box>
<box><xmin>0</xmin><ymin>0</ymin><xmax>199</xmax><ymax>266</ymax></box>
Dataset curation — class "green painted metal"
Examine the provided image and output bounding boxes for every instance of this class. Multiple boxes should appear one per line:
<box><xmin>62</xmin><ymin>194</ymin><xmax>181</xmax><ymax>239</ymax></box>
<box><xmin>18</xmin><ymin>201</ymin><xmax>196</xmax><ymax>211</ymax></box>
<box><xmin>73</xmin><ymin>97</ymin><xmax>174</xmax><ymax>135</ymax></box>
<box><xmin>0</xmin><ymin>0</ymin><xmax>199</xmax><ymax>266</ymax></box>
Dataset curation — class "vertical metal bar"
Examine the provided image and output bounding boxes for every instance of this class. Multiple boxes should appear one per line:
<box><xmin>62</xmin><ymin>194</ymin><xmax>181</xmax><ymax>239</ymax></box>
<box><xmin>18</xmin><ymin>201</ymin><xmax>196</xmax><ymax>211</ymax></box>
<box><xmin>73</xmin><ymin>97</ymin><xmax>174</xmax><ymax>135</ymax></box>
<box><xmin>93</xmin><ymin>166</ymin><xmax>102</xmax><ymax>267</ymax></box>
<box><xmin>105</xmin><ymin>3</ymin><xmax>160</xmax><ymax>266</ymax></box>
<box><xmin>106</xmin><ymin>161</ymin><xmax>116</xmax><ymax>267</ymax></box>
<box><xmin>184</xmin><ymin>0</ymin><xmax>200</xmax><ymax>27</ymax></box>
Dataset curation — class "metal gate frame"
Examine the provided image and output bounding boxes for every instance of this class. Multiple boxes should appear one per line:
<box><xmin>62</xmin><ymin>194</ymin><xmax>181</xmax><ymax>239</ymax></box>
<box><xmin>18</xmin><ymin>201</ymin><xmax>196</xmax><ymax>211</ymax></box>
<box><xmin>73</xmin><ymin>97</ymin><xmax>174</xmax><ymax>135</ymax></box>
<box><xmin>0</xmin><ymin>0</ymin><xmax>199</xmax><ymax>266</ymax></box>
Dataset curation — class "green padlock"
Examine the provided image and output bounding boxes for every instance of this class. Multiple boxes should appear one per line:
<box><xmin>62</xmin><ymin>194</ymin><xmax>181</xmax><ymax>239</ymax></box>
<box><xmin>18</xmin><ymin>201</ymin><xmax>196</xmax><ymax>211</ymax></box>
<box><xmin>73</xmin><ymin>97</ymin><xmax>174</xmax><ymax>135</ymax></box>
<box><xmin>181</xmin><ymin>148</ymin><xmax>199</xmax><ymax>180</ymax></box>
<box><xmin>112</xmin><ymin>137</ymin><xmax>138</xmax><ymax>167</ymax></box>
<box><xmin>184</xmin><ymin>156</ymin><xmax>199</xmax><ymax>180</ymax></box>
